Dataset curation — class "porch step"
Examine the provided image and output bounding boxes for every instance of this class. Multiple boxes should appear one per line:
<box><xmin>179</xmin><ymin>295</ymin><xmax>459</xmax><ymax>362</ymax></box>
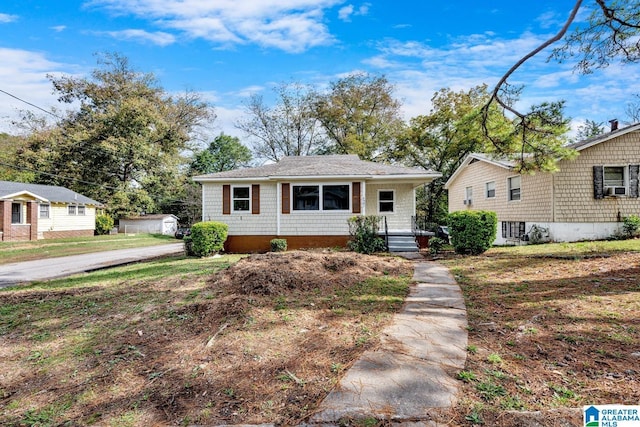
<box><xmin>386</xmin><ymin>234</ymin><xmax>419</xmax><ymax>253</ymax></box>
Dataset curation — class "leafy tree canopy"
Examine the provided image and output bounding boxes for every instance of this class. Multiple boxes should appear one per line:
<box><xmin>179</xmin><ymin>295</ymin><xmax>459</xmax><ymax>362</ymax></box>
<box><xmin>17</xmin><ymin>52</ymin><xmax>213</xmax><ymax>218</ymax></box>
<box><xmin>190</xmin><ymin>133</ymin><xmax>252</xmax><ymax>175</ymax></box>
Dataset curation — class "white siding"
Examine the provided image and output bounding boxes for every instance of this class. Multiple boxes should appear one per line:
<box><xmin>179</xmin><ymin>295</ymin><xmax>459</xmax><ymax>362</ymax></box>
<box><xmin>365</xmin><ymin>183</ymin><xmax>415</xmax><ymax>231</ymax></box>
<box><xmin>37</xmin><ymin>203</ymin><xmax>96</xmax><ymax>236</ymax></box>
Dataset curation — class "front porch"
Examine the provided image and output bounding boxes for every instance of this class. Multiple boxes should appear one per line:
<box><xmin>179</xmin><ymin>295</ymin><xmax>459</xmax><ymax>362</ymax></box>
<box><xmin>378</xmin><ymin>215</ymin><xmax>436</xmax><ymax>253</ymax></box>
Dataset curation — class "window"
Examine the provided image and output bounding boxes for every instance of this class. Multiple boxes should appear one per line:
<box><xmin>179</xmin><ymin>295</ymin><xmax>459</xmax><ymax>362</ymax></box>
<box><xmin>465</xmin><ymin>187</ymin><xmax>473</xmax><ymax>205</ymax></box>
<box><xmin>379</xmin><ymin>190</ymin><xmax>394</xmax><ymax>213</ymax></box>
<box><xmin>77</xmin><ymin>205</ymin><xmax>86</xmax><ymax>216</ymax></box>
<box><xmin>39</xmin><ymin>204</ymin><xmax>50</xmax><ymax>218</ymax></box>
<box><xmin>508</xmin><ymin>176</ymin><xmax>521</xmax><ymax>201</ymax></box>
<box><xmin>292</xmin><ymin>184</ymin><xmax>350</xmax><ymax>211</ymax></box>
<box><xmin>323</xmin><ymin>185</ymin><xmax>350</xmax><ymax>210</ymax></box>
<box><xmin>232</xmin><ymin>186</ymin><xmax>250</xmax><ymax>211</ymax></box>
<box><xmin>604</xmin><ymin>166</ymin><xmax>627</xmax><ymax>195</ymax></box>
<box><xmin>293</xmin><ymin>185</ymin><xmax>319</xmax><ymax>210</ymax></box>
<box><xmin>68</xmin><ymin>205</ymin><xmax>76</xmax><ymax>215</ymax></box>
<box><xmin>11</xmin><ymin>202</ymin><xmax>21</xmax><ymax>224</ymax></box>
<box><xmin>502</xmin><ymin>221</ymin><xmax>526</xmax><ymax>239</ymax></box>
<box><xmin>486</xmin><ymin>181</ymin><xmax>496</xmax><ymax>198</ymax></box>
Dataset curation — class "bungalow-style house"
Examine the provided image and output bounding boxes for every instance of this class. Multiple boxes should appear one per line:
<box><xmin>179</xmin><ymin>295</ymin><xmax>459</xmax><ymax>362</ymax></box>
<box><xmin>119</xmin><ymin>214</ymin><xmax>179</xmax><ymax>235</ymax></box>
<box><xmin>193</xmin><ymin>155</ymin><xmax>441</xmax><ymax>252</ymax></box>
<box><xmin>0</xmin><ymin>181</ymin><xmax>102</xmax><ymax>242</ymax></box>
<box><xmin>444</xmin><ymin>121</ymin><xmax>640</xmax><ymax>244</ymax></box>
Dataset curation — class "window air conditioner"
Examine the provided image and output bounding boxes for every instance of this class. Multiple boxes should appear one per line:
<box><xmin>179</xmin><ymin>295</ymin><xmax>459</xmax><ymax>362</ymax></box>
<box><xmin>463</xmin><ymin>199</ymin><xmax>472</xmax><ymax>205</ymax></box>
<box><xmin>605</xmin><ymin>187</ymin><xmax>626</xmax><ymax>196</ymax></box>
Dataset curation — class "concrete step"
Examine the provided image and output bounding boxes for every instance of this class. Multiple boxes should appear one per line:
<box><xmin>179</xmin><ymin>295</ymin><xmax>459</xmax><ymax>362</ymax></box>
<box><xmin>386</xmin><ymin>235</ymin><xmax>419</xmax><ymax>253</ymax></box>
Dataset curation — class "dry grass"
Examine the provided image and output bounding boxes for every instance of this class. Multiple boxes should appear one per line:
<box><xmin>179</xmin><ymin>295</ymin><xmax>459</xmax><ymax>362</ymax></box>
<box><xmin>438</xmin><ymin>242</ymin><xmax>640</xmax><ymax>426</ymax></box>
<box><xmin>0</xmin><ymin>250</ymin><xmax>413</xmax><ymax>426</ymax></box>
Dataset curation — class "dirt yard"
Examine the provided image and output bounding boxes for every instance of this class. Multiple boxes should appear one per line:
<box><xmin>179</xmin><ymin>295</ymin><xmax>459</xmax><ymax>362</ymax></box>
<box><xmin>0</xmin><ymin>250</ymin><xmax>413</xmax><ymax>426</ymax></box>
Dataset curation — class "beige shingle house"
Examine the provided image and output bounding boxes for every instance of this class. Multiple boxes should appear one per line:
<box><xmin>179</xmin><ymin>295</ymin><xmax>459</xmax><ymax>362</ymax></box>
<box><xmin>193</xmin><ymin>155</ymin><xmax>440</xmax><ymax>252</ymax></box>
<box><xmin>445</xmin><ymin>122</ymin><xmax>640</xmax><ymax>244</ymax></box>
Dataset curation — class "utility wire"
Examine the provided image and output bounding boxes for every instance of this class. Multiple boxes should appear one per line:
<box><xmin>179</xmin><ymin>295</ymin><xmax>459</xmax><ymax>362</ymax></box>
<box><xmin>0</xmin><ymin>88</ymin><xmax>62</xmax><ymax>120</ymax></box>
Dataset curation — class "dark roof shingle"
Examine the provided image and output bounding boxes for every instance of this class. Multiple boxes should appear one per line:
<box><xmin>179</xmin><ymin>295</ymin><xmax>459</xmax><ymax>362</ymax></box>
<box><xmin>0</xmin><ymin>181</ymin><xmax>103</xmax><ymax>205</ymax></box>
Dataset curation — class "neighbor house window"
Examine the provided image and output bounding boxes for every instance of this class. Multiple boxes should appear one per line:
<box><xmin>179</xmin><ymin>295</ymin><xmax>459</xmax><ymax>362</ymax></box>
<box><xmin>68</xmin><ymin>205</ymin><xmax>76</xmax><ymax>215</ymax></box>
<box><xmin>11</xmin><ymin>202</ymin><xmax>22</xmax><ymax>224</ymax></box>
<box><xmin>77</xmin><ymin>205</ymin><xmax>86</xmax><ymax>215</ymax></box>
<box><xmin>232</xmin><ymin>186</ymin><xmax>250</xmax><ymax>211</ymax></box>
<box><xmin>465</xmin><ymin>187</ymin><xmax>473</xmax><ymax>205</ymax></box>
<box><xmin>604</xmin><ymin>166</ymin><xmax>627</xmax><ymax>195</ymax></box>
<box><xmin>486</xmin><ymin>181</ymin><xmax>496</xmax><ymax>198</ymax></box>
<box><xmin>292</xmin><ymin>184</ymin><xmax>350</xmax><ymax>211</ymax></box>
<box><xmin>508</xmin><ymin>176</ymin><xmax>521</xmax><ymax>201</ymax></box>
<box><xmin>379</xmin><ymin>190</ymin><xmax>395</xmax><ymax>213</ymax></box>
<box><xmin>502</xmin><ymin>221</ymin><xmax>526</xmax><ymax>239</ymax></box>
<box><xmin>39</xmin><ymin>204</ymin><xmax>50</xmax><ymax>218</ymax></box>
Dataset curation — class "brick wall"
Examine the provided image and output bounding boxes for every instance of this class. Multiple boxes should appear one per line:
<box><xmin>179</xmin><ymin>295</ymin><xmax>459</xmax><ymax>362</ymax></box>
<box><xmin>42</xmin><ymin>229</ymin><xmax>94</xmax><ymax>239</ymax></box>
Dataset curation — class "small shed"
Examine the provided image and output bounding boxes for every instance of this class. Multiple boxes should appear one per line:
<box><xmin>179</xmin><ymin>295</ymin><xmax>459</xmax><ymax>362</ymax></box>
<box><xmin>119</xmin><ymin>214</ymin><xmax>179</xmax><ymax>236</ymax></box>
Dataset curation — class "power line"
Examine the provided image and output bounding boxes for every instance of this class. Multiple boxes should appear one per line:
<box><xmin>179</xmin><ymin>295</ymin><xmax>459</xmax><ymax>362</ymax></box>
<box><xmin>0</xmin><ymin>88</ymin><xmax>62</xmax><ymax>120</ymax></box>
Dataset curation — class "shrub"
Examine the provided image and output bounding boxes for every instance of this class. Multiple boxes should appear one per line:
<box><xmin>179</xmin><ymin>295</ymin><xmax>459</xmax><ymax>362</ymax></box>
<box><xmin>188</xmin><ymin>221</ymin><xmax>228</xmax><ymax>257</ymax></box>
<box><xmin>95</xmin><ymin>214</ymin><xmax>114</xmax><ymax>235</ymax></box>
<box><xmin>622</xmin><ymin>214</ymin><xmax>640</xmax><ymax>238</ymax></box>
<box><xmin>447</xmin><ymin>210</ymin><xmax>497</xmax><ymax>255</ymax></box>
<box><xmin>347</xmin><ymin>215</ymin><xmax>386</xmax><ymax>254</ymax></box>
<box><xmin>270</xmin><ymin>238</ymin><xmax>287</xmax><ymax>252</ymax></box>
<box><xmin>428</xmin><ymin>237</ymin><xmax>446</xmax><ymax>255</ymax></box>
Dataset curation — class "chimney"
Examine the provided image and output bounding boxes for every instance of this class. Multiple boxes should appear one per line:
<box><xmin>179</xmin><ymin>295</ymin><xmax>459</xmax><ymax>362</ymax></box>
<box><xmin>609</xmin><ymin>119</ymin><xmax>619</xmax><ymax>132</ymax></box>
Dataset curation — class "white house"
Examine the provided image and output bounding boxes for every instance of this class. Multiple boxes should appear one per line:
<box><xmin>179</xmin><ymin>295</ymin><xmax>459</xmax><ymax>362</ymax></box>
<box><xmin>118</xmin><ymin>214</ymin><xmax>179</xmax><ymax>235</ymax></box>
<box><xmin>0</xmin><ymin>181</ymin><xmax>103</xmax><ymax>241</ymax></box>
<box><xmin>193</xmin><ymin>155</ymin><xmax>441</xmax><ymax>252</ymax></box>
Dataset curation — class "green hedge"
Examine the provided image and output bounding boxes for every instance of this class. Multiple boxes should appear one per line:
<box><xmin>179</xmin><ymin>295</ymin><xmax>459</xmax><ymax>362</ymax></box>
<box><xmin>188</xmin><ymin>221</ymin><xmax>228</xmax><ymax>257</ymax></box>
<box><xmin>270</xmin><ymin>238</ymin><xmax>287</xmax><ymax>252</ymax></box>
<box><xmin>95</xmin><ymin>214</ymin><xmax>114</xmax><ymax>235</ymax></box>
<box><xmin>447</xmin><ymin>211</ymin><xmax>497</xmax><ymax>255</ymax></box>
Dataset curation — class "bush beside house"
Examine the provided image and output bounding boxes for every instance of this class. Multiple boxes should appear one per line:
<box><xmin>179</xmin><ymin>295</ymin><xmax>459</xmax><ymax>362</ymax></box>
<box><xmin>448</xmin><ymin>210</ymin><xmax>497</xmax><ymax>255</ymax></box>
<box><xmin>187</xmin><ymin>221</ymin><xmax>228</xmax><ymax>257</ymax></box>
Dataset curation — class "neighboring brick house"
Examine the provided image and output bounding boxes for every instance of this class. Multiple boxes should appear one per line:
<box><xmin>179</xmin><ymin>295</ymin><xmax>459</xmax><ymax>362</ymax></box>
<box><xmin>0</xmin><ymin>181</ymin><xmax>103</xmax><ymax>241</ymax></box>
<box><xmin>444</xmin><ymin>122</ymin><xmax>640</xmax><ymax>244</ymax></box>
<box><xmin>193</xmin><ymin>155</ymin><xmax>441</xmax><ymax>252</ymax></box>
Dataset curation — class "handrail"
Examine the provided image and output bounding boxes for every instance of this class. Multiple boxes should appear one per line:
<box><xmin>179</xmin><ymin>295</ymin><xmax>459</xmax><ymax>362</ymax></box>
<box><xmin>383</xmin><ymin>215</ymin><xmax>389</xmax><ymax>250</ymax></box>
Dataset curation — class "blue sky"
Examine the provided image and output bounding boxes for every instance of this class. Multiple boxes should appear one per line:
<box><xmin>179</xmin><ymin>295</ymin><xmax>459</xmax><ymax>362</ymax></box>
<box><xmin>1</xmin><ymin>1</ymin><xmax>638</xmax><ymax>145</ymax></box>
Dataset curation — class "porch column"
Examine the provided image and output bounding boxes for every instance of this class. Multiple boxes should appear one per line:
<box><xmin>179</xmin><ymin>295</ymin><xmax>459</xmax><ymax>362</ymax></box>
<box><xmin>27</xmin><ymin>201</ymin><xmax>38</xmax><ymax>240</ymax></box>
<box><xmin>1</xmin><ymin>200</ymin><xmax>11</xmax><ymax>240</ymax></box>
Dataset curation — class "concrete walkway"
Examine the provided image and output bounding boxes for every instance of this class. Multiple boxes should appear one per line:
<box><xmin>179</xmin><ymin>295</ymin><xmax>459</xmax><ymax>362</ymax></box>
<box><xmin>0</xmin><ymin>243</ymin><xmax>185</xmax><ymax>288</ymax></box>
<box><xmin>308</xmin><ymin>258</ymin><xmax>468</xmax><ymax>426</ymax></box>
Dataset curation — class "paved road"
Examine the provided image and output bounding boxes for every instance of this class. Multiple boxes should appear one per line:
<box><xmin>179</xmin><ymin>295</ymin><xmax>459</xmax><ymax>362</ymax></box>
<box><xmin>0</xmin><ymin>243</ymin><xmax>185</xmax><ymax>288</ymax></box>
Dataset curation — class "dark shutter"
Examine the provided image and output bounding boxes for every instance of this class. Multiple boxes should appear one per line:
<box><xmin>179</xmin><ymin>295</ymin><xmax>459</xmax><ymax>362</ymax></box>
<box><xmin>352</xmin><ymin>182</ymin><xmax>361</xmax><ymax>213</ymax></box>
<box><xmin>222</xmin><ymin>185</ymin><xmax>231</xmax><ymax>215</ymax></box>
<box><xmin>252</xmin><ymin>184</ymin><xmax>260</xmax><ymax>214</ymax></box>
<box><xmin>501</xmin><ymin>222</ymin><xmax>507</xmax><ymax>238</ymax></box>
<box><xmin>630</xmin><ymin>165</ymin><xmax>639</xmax><ymax>198</ymax></box>
<box><xmin>593</xmin><ymin>166</ymin><xmax>604</xmax><ymax>199</ymax></box>
<box><xmin>519</xmin><ymin>222</ymin><xmax>526</xmax><ymax>237</ymax></box>
<box><xmin>281</xmin><ymin>183</ymin><xmax>290</xmax><ymax>214</ymax></box>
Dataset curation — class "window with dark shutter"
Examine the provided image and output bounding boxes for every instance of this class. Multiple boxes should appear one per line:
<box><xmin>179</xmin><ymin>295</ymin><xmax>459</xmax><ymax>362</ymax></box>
<box><xmin>352</xmin><ymin>182</ymin><xmax>361</xmax><ymax>213</ymax></box>
<box><xmin>252</xmin><ymin>184</ymin><xmax>260</xmax><ymax>214</ymax></box>
<box><xmin>222</xmin><ymin>185</ymin><xmax>231</xmax><ymax>215</ymax></box>
<box><xmin>281</xmin><ymin>183</ymin><xmax>290</xmax><ymax>214</ymax></box>
<box><xmin>593</xmin><ymin>166</ymin><xmax>604</xmax><ymax>199</ymax></box>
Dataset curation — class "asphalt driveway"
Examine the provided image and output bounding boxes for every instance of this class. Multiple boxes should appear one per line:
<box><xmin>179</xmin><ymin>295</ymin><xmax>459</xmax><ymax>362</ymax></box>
<box><xmin>0</xmin><ymin>243</ymin><xmax>185</xmax><ymax>288</ymax></box>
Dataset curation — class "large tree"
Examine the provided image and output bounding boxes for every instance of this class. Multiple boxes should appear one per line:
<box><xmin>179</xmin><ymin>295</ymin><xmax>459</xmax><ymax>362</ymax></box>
<box><xmin>236</xmin><ymin>82</ymin><xmax>324</xmax><ymax>162</ymax></box>
<box><xmin>18</xmin><ymin>53</ymin><xmax>213</xmax><ymax>218</ymax></box>
<box><xmin>311</xmin><ymin>73</ymin><xmax>404</xmax><ymax>161</ymax></box>
<box><xmin>483</xmin><ymin>0</ymin><xmax>640</xmax><ymax>169</ymax></box>
<box><xmin>0</xmin><ymin>133</ymin><xmax>34</xmax><ymax>182</ymax></box>
<box><xmin>393</xmin><ymin>85</ymin><xmax>512</xmax><ymax>223</ymax></box>
<box><xmin>190</xmin><ymin>133</ymin><xmax>252</xmax><ymax>175</ymax></box>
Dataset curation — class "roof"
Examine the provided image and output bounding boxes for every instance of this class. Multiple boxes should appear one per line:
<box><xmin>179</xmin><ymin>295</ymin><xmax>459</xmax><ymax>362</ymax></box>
<box><xmin>444</xmin><ymin>153</ymin><xmax>515</xmax><ymax>189</ymax></box>
<box><xmin>567</xmin><ymin>121</ymin><xmax>640</xmax><ymax>151</ymax></box>
<box><xmin>120</xmin><ymin>214</ymin><xmax>179</xmax><ymax>221</ymax></box>
<box><xmin>0</xmin><ymin>181</ymin><xmax>103</xmax><ymax>206</ymax></box>
<box><xmin>193</xmin><ymin>155</ymin><xmax>441</xmax><ymax>183</ymax></box>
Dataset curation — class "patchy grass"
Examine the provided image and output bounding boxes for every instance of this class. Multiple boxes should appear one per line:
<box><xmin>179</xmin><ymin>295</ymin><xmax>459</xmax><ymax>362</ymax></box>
<box><xmin>0</xmin><ymin>250</ymin><xmax>412</xmax><ymax>426</ymax></box>
<box><xmin>439</xmin><ymin>239</ymin><xmax>640</xmax><ymax>426</ymax></box>
<box><xmin>0</xmin><ymin>233</ymin><xmax>177</xmax><ymax>264</ymax></box>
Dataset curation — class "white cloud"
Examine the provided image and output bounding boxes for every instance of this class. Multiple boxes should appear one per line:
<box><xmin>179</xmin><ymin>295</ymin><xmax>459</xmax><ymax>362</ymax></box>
<box><xmin>338</xmin><ymin>5</ymin><xmax>353</xmax><ymax>21</ymax></box>
<box><xmin>100</xmin><ymin>29</ymin><xmax>176</xmax><ymax>46</ymax></box>
<box><xmin>87</xmin><ymin>0</ymin><xmax>343</xmax><ymax>53</ymax></box>
<box><xmin>0</xmin><ymin>48</ymin><xmax>73</xmax><ymax>134</ymax></box>
<box><xmin>0</xmin><ymin>13</ymin><xmax>18</xmax><ymax>23</ymax></box>
<box><xmin>50</xmin><ymin>25</ymin><xmax>67</xmax><ymax>32</ymax></box>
